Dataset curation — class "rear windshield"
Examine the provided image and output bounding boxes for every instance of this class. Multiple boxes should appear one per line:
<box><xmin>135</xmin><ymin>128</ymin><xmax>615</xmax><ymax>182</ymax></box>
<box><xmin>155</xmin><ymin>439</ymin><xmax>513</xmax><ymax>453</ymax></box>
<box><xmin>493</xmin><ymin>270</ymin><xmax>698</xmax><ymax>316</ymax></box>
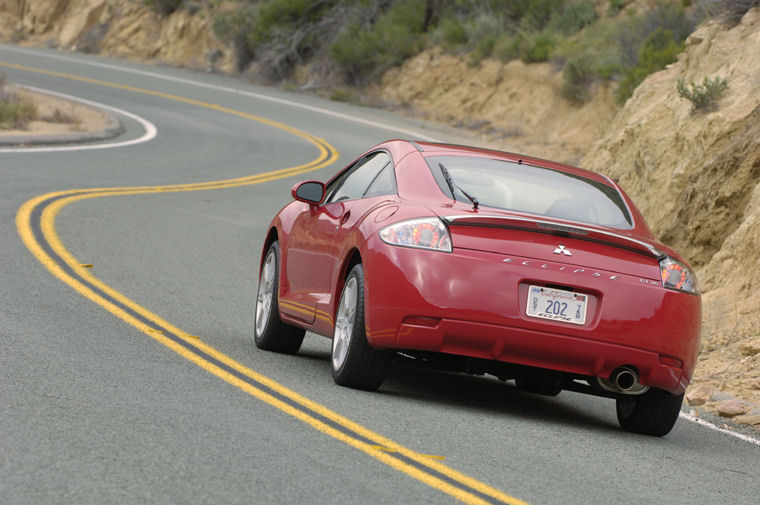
<box><xmin>426</xmin><ymin>156</ymin><xmax>632</xmax><ymax>229</ymax></box>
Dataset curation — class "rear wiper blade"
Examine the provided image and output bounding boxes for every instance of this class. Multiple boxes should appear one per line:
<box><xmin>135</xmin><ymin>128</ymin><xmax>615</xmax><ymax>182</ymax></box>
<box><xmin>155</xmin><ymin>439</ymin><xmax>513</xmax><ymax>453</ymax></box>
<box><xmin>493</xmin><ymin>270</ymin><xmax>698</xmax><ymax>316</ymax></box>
<box><xmin>439</xmin><ymin>162</ymin><xmax>479</xmax><ymax>210</ymax></box>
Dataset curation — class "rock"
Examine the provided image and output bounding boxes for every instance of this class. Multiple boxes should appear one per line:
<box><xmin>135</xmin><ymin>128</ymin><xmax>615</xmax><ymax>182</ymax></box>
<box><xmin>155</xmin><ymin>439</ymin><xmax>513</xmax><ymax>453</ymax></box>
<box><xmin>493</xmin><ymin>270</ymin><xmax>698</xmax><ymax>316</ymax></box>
<box><xmin>717</xmin><ymin>400</ymin><xmax>748</xmax><ymax>418</ymax></box>
<box><xmin>686</xmin><ymin>385</ymin><xmax>715</xmax><ymax>406</ymax></box>
<box><xmin>735</xmin><ymin>414</ymin><xmax>760</xmax><ymax>425</ymax></box>
<box><xmin>738</xmin><ymin>338</ymin><xmax>760</xmax><ymax>357</ymax></box>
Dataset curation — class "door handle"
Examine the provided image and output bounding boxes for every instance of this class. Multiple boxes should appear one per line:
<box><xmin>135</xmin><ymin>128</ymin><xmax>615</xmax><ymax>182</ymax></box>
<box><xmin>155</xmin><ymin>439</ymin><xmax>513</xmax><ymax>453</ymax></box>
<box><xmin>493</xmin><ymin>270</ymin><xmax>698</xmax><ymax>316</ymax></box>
<box><xmin>339</xmin><ymin>211</ymin><xmax>351</xmax><ymax>226</ymax></box>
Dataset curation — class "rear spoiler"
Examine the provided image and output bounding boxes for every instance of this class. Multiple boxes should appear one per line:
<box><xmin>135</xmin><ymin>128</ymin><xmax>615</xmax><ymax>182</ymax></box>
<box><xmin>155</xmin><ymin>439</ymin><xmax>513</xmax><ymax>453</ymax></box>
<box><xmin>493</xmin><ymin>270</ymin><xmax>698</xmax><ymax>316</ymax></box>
<box><xmin>442</xmin><ymin>214</ymin><xmax>666</xmax><ymax>260</ymax></box>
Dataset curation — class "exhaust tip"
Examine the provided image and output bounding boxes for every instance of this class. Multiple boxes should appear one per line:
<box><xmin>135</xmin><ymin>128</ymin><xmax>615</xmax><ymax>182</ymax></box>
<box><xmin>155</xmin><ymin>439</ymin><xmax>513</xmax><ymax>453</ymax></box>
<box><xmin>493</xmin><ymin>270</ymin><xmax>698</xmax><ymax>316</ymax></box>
<box><xmin>597</xmin><ymin>366</ymin><xmax>648</xmax><ymax>395</ymax></box>
<box><xmin>613</xmin><ymin>367</ymin><xmax>637</xmax><ymax>391</ymax></box>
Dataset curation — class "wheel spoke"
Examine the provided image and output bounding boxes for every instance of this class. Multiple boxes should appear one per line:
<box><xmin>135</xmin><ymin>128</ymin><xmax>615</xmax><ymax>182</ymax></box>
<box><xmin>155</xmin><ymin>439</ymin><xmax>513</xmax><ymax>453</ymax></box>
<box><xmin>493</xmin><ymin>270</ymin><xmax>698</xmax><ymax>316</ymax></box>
<box><xmin>332</xmin><ymin>277</ymin><xmax>358</xmax><ymax>370</ymax></box>
<box><xmin>255</xmin><ymin>251</ymin><xmax>276</xmax><ymax>336</ymax></box>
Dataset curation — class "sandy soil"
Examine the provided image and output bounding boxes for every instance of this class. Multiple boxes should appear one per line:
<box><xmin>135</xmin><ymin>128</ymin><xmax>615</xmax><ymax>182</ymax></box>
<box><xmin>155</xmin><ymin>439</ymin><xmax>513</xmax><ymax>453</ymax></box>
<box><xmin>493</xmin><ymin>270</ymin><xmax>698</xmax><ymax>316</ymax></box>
<box><xmin>0</xmin><ymin>86</ymin><xmax>110</xmax><ymax>138</ymax></box>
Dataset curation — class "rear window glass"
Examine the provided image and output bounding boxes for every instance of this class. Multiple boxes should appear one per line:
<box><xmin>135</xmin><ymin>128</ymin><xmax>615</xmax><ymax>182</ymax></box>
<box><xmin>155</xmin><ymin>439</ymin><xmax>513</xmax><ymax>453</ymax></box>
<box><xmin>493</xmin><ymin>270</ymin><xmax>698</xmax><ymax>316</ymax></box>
<box><xmin>426</xmin><ymin>156</ymin><xmax>632</xmax><ymax>229</ymax></box>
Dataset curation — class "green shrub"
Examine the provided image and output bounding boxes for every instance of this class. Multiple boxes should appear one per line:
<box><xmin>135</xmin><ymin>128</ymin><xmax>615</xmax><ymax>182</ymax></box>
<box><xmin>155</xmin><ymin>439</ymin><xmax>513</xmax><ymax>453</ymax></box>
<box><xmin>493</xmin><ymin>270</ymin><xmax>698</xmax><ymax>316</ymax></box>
<box><xmin>616</xmin><ymin>28</ymin><xmax>683</xmax><ymax>103</ymax></box>
<box><xmin>677</xmin><ymin>76</ymin><xmax>729</xmax><ymax>111</ymax></box>
<box><xmin>561</xmin><ymin>54</ymin><xmax>595</xmax><ymax>102</ymax></box>
<box><xmin>524</xmin><ymin>31</ymin><xmax>556</xmax><ymax>61</ymax></box>
<box><xmin>465</xmin><ymin>14</ymin><xmax>504</xmax><ymax>63</ymax></box>
<box><xmin>438</xmin><ymin>17</ymin><xmax>468</xmax><ymax>49</ymax></box>
<box><xmin>616</xmin><ymin>3</ymin><xmax>693</xmax><ymax>69</ymax></box>
<box><xmin>329</xmin><ymin>87</ymin><xmax>356</xmax><ymax>103</ymax></box>
<box><xmin>549</xmin><ymin>0</ymin><xmax>598</xmax><ymax>35</ymax></box>
<box><xmin>608</xmin><ymin>0</ymin><xmax>626</xmax><ymax>15</ymax></box>
<box><xmin>144</xmin><ymin>0</ymin><xmax>183</xmax><ymax>16</ymax></box>
<box><xmin>510</xmin><ymin>0</ymin><xmax>565</xmax><ymax>31</ymax></box>
<box><xmin>552</xmin><ymin>16</ymin><xmax>623</xmax><ymax>96</ymax></box>
<box><xmin>496</xmin><ymin>30</ymin><xmax>556</xmax><ymax>63</ymax></box>
<box><xmin>0</xmin><ymin>77</ymin><xmax>38</xmax><ymax>129</ymax></box>
<box><xmin>331</xmin><ymin>0</ymin><xmax>427</xmax><ymax>84</ymax></box>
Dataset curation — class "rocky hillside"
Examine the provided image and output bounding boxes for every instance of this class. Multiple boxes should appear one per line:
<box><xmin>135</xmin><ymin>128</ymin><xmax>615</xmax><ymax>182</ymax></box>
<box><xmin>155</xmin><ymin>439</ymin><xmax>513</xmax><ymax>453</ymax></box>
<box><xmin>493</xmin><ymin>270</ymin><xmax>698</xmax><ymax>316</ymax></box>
<box><xmin>0</xmin><ymin>0</ymin><xmax>234</xmax><ymax>72</ymax></box>
<box><xmin>379</xmin><ymin>49</ymin><xmax>619</xmax><ymax>166</ymax></box>
<box><xmin>582</xmin><ymin>9</ymin><xmax>760</xmax><ymax>341</ymax></box>
<box><xmin>583</xmin><ymin>8</ymin><xmax>760</xmax><ymax>412</ymax></box>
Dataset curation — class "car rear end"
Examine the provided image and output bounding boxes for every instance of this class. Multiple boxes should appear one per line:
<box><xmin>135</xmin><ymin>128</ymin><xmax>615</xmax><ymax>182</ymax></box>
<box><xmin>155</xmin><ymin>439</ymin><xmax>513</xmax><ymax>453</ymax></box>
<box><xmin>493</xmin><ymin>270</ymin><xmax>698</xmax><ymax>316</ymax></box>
<box><xmin>363</xmin><ymin>148</ymin><xmax>701</xmax><ymax>397</ymax></box>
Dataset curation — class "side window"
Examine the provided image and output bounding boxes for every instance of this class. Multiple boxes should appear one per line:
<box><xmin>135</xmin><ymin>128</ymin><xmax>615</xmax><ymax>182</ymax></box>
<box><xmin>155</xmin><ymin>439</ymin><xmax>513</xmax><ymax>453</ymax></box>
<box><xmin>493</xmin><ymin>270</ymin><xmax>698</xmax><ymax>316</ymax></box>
<box><xmin>326</xmin><ymin>152</ymin><xmax>391</xmax><ymax>203</ymax></box>
<box><xmin>363</xmin><ymin>163</ymin><xmax>396</xmax><ymax>198</ymax></box>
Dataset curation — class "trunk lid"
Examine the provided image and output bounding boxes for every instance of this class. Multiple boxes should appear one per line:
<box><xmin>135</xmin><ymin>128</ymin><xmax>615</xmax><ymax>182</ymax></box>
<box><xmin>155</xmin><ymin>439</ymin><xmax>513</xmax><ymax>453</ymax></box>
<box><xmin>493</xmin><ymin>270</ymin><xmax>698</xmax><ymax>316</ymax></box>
<box><xmin>441</xmin><ymin>213</ymin><xmax>664</xmax><ymax>279</ymax></box>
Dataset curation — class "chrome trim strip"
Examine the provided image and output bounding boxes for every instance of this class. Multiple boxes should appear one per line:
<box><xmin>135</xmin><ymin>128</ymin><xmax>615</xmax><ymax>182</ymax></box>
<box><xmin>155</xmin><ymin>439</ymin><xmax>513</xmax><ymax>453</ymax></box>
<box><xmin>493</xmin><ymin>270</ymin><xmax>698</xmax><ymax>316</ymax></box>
<box><xmin>442</xmin><ymin>214</ymin><xmax>666</xmax><ymax>259</ymax></box>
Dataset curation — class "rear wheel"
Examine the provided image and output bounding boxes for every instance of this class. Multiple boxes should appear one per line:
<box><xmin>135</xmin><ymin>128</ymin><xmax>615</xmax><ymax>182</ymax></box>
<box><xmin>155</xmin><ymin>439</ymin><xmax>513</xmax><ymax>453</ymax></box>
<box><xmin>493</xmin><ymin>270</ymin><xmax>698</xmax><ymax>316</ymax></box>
<box><xmin>616</xmin><ymin>388</ymin><xmax>684</xmax><ymax>437</ymax></box>
<box><xmin>254</xmin><ymin>241</ymin><xmax>304</xmax><ymax>354</ymax></box>
<box><xmin>331</xmin><ymin>264</ymin><xmax>390</xmax><ymax>391</ymax></box>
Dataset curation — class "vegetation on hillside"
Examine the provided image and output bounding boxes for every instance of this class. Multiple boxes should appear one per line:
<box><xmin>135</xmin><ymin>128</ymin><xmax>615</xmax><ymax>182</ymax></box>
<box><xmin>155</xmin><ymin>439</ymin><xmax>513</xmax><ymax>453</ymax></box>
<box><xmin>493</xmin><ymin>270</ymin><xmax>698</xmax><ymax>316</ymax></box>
<box><xmin>677</xmin><ymin>75</ymin><xmax>729</xmax><ymax>111</ymax></box>
<box><xmin>150</xmin><ymin>0</ymin><xmax>758</xmax><ymax>104</ymax></box>
<box><xmin>0</xmin><ymin>74</ymin><xmax>37</xmax><ymax>130</ymax></box>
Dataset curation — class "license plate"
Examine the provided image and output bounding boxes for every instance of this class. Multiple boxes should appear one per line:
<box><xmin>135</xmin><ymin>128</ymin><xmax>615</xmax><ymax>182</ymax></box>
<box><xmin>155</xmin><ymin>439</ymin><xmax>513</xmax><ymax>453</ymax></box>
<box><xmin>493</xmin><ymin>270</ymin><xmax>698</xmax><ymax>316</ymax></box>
<box><xmin>526</xmin><ymin>285</ymin><xmax>587</xmax><ymax>325</ymax></box>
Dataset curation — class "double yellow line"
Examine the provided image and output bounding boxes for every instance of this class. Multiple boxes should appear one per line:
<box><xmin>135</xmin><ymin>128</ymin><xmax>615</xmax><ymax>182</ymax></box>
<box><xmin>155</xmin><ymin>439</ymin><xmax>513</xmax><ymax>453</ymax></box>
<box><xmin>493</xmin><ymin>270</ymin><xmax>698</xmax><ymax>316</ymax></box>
<box><xmin>8</xmin><ymin>60</ymin><xmax>529</xmax><ymax>505</ymax></box>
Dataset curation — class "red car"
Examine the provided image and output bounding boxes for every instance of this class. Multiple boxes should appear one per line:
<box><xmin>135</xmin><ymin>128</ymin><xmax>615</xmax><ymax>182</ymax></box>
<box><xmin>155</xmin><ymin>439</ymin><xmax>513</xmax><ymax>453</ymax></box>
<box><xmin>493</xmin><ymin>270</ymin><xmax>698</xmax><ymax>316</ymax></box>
<box><xmin>254</xmin><ymin>140</ymin><xmax>700</xmax><ymax>436</ymax></box>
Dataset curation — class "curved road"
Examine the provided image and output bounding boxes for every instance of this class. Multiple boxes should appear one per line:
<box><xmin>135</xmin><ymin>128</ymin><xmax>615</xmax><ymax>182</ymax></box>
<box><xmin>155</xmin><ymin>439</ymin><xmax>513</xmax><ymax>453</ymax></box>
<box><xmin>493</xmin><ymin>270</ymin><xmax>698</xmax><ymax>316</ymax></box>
<box><xmin>1</xmin><ymin>46</ymin><xmax>758</xmax><ymax>505</ymax></box>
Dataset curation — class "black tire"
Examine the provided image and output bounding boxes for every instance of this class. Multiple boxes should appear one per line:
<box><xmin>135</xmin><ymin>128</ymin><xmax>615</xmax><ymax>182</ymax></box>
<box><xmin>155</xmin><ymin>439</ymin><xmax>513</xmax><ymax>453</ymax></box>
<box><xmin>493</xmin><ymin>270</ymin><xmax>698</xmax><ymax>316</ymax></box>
<box><xmin>254</xmin><ymin>241</ymin><xmax>305</xmax><ymax>355</ymax></box>
<box><xmin>515</xmin><ymin>376</ymin><xmax>562</xmax><ymax>396</ymax></box>
<box><xmin>331</xmin><ymin>264</ymin><xmax>390</xmax><ymax>391</ymax></box>
<box><xmin>616</xmin><ymin>388</ymin><xmax>684</xmax><ymax>437</ymax></box>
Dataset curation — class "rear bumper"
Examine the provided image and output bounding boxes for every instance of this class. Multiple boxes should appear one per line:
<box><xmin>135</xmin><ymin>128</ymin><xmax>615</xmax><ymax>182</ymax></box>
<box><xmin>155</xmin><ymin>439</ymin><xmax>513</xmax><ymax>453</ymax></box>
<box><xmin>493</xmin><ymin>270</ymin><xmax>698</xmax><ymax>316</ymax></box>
<box><xmin>392</xmin><ymin>317</ymin><xmax>688</xmax><ymax>393</ymax></box>
<box><xmin>363</xmin><ymin>240</ymin><xmax>700</xmax><ymax>395</ymax></box>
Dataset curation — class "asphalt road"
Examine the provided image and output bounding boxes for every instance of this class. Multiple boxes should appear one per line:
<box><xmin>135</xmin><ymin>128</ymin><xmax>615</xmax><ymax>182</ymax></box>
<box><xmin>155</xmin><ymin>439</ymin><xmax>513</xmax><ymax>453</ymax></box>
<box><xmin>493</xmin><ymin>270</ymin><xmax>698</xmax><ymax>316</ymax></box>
<box><xmin>1</xmin><ymin>45</ymin><xmax>758</xmax><ymax>505</ymax></box>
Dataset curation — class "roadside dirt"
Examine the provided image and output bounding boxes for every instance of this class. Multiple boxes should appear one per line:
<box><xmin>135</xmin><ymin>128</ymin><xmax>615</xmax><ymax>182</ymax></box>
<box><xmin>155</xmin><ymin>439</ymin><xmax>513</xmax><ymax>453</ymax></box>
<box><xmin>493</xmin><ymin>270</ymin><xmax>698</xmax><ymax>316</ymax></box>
<box><xmin>0</xmin><ymin>85</ymin><xmax>110</xmax><ymax>138</ymax></box>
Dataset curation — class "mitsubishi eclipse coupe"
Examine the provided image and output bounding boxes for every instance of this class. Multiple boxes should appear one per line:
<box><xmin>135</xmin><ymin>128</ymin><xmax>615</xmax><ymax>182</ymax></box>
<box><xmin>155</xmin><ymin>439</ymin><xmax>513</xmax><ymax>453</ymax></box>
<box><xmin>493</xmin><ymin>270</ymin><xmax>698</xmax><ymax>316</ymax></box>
<box><xmin>254</xmin><ymin>140</ymin><xmax>701</xmax><ymax>436</ymax></box>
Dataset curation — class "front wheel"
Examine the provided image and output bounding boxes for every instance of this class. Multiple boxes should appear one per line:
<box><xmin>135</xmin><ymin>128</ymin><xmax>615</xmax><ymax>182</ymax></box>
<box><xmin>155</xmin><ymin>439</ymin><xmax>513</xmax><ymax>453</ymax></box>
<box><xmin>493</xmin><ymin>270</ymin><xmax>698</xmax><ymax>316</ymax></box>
<box><xmin>331</xmin><ymin>264</ymin><xmax>390</xmax><ymax>391</ymax></box>
<box><xmin>254</xmin><ymin>241</ymin><xmax>304</xmax><ymax>354</ymax></box>
<box><xmin>616</xmin><ymin>388</ymin><xmax>684</xmax><ymax>437</ymax></box>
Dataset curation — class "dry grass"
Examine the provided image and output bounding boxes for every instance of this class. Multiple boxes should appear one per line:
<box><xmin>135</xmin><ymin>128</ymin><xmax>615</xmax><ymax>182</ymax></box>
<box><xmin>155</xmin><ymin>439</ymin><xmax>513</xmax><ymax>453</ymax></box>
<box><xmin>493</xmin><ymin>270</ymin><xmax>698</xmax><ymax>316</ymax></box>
<box><xmin>0</xmin><ymin>73</ymin><xmax>38</xmax><ymax>130</ymax></box>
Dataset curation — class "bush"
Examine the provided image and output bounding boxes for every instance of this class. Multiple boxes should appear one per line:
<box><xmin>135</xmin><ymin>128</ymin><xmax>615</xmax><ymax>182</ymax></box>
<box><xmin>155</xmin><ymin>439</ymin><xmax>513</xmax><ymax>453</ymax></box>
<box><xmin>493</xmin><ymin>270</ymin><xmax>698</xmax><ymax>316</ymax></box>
<box><xmin>464</xmin><ymin>14</ymin><xmax>504</xmax><ymax>63</ymax></box>
<box><xmin>215</xmin><ymin>0</ymin><xmax>345</xmax><ymax>78</ymax></box>
<box><xmin>510</xmin><ymin>0</ymin><xmax>565</xmax><ymax>31</ymax></box>
<box><xmin>144</xmin><ymin>0</ymin><xmax>183</xmax><ymax>16</ymax></box>
<box><xmin>551</xmin><ymin>16</ymin><xmax>623</xmax><ymax>98</ymax></box>
<box><xmin>548</xmin><ymin>0</ymin><xmax>598</xmax><ymax>35</ymax></box>
<box><xmin>677</xmin><ymin>76</ymin><xmax>729</xmax><ymax>111</ymax></box>
<box><xmin>331</xmin><ymin>0</ymin><xmax>427</xmax><ymax>84</ymax></box>
<box><xmin>0</xmin><ymin>76</ymin><xmax>38</xmax><ymax>129</ymax></box>
<box><xmin>495</xmin><ymin>30</ymin><xmax>556</xmax><ymax>63</ymax></box>
<box><xmin>616</xmin><ymin>3</ymin><xmax>693</xmax><ymax>69</ymax></box>
<box><xmin>616</xmin><ymin>27</ymin><xmax>684</xmax><ymax>103</ymax></box>
<box><xmin>561</xmin><ymin>54</ymin><xmax>595</xmax><ymax>102</ymax></box>
<box><xmin>697</xmin><ymin>0</ymin><xmax>760</xmax><ymax>26</ymax></box>
<box><xmin>437</xmin><ymin>17</ymin><xmax>468</xmax><ymax>49</ymax></box>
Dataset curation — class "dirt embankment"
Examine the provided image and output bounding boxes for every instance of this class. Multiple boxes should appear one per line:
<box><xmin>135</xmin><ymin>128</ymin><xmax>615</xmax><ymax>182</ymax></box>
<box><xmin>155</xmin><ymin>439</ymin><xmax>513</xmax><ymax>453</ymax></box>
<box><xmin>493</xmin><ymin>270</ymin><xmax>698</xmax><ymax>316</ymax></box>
<box><xmin>379</xmin><ymin>51</ymin><xmax>618</xmax><ymax>166</ymax></box>
<box><xmin>0</xmin><ymin>0</ymin><xmax>233</xmax><ymax>73</ymax></box>
<box><xmin>582</xmin><ymin>9</ymin><xmax>760</xmax><ymax>416</ymax></box>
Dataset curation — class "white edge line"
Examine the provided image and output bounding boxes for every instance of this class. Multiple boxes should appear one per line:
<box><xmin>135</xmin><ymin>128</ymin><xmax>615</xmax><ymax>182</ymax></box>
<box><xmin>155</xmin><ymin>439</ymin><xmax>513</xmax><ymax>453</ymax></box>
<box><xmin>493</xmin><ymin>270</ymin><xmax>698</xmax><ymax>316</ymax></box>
<box><xmin>680</xmin><ymin>411</ymin><xmax>760</xmax><ymax>446</ymax></box>
<box><xmin>0</xmin><ymin>85</ymin><xmax>157</xmax><ymax>153</ymax></box>
<box><xmin>1</xmin><ymin>45</ymin><xmax>440</xmax><ymax>142</ymax></box>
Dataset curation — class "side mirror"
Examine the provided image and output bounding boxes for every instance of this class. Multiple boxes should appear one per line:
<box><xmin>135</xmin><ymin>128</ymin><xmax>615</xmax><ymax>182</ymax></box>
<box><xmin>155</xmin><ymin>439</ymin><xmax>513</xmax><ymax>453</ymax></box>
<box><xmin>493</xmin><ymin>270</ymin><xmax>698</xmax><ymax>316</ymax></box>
<box><xmin>292</xmin><ymin>181</ymin><xmax>326</xmax><ymax>205</ymax></box>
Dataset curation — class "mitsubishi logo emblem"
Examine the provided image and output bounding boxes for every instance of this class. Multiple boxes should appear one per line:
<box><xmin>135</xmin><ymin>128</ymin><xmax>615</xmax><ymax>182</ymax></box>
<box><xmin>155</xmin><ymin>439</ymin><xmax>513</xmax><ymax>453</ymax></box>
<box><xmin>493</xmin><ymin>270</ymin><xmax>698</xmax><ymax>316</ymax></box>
<box><xmin>554</xmin><ymin>245</ymin><xmax>572</xmax><ymax>256</ymax></box>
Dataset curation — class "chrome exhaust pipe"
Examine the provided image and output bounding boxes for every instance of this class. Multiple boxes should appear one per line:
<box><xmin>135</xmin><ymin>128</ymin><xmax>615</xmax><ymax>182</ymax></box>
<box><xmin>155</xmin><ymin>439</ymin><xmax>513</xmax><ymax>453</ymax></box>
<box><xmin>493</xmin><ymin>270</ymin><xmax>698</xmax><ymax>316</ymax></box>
<box><xmin>597</xmin><ymin>366</ymin><xmax>648</xmax><ymax>395</ymax></box>
<box><xmin>612</xmin><ymin>366</ymin><xmax>637</xmax><ymax>391</ymax></box>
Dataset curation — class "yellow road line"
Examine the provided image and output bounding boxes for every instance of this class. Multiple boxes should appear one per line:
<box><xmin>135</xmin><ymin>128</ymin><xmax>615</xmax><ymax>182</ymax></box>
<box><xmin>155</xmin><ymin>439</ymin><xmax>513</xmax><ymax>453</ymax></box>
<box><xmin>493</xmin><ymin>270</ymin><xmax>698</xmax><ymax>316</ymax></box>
<box><xmin>8</xmin><ymin>60</ymin><xmax>530</xmax><ymax>505</ymax></box>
